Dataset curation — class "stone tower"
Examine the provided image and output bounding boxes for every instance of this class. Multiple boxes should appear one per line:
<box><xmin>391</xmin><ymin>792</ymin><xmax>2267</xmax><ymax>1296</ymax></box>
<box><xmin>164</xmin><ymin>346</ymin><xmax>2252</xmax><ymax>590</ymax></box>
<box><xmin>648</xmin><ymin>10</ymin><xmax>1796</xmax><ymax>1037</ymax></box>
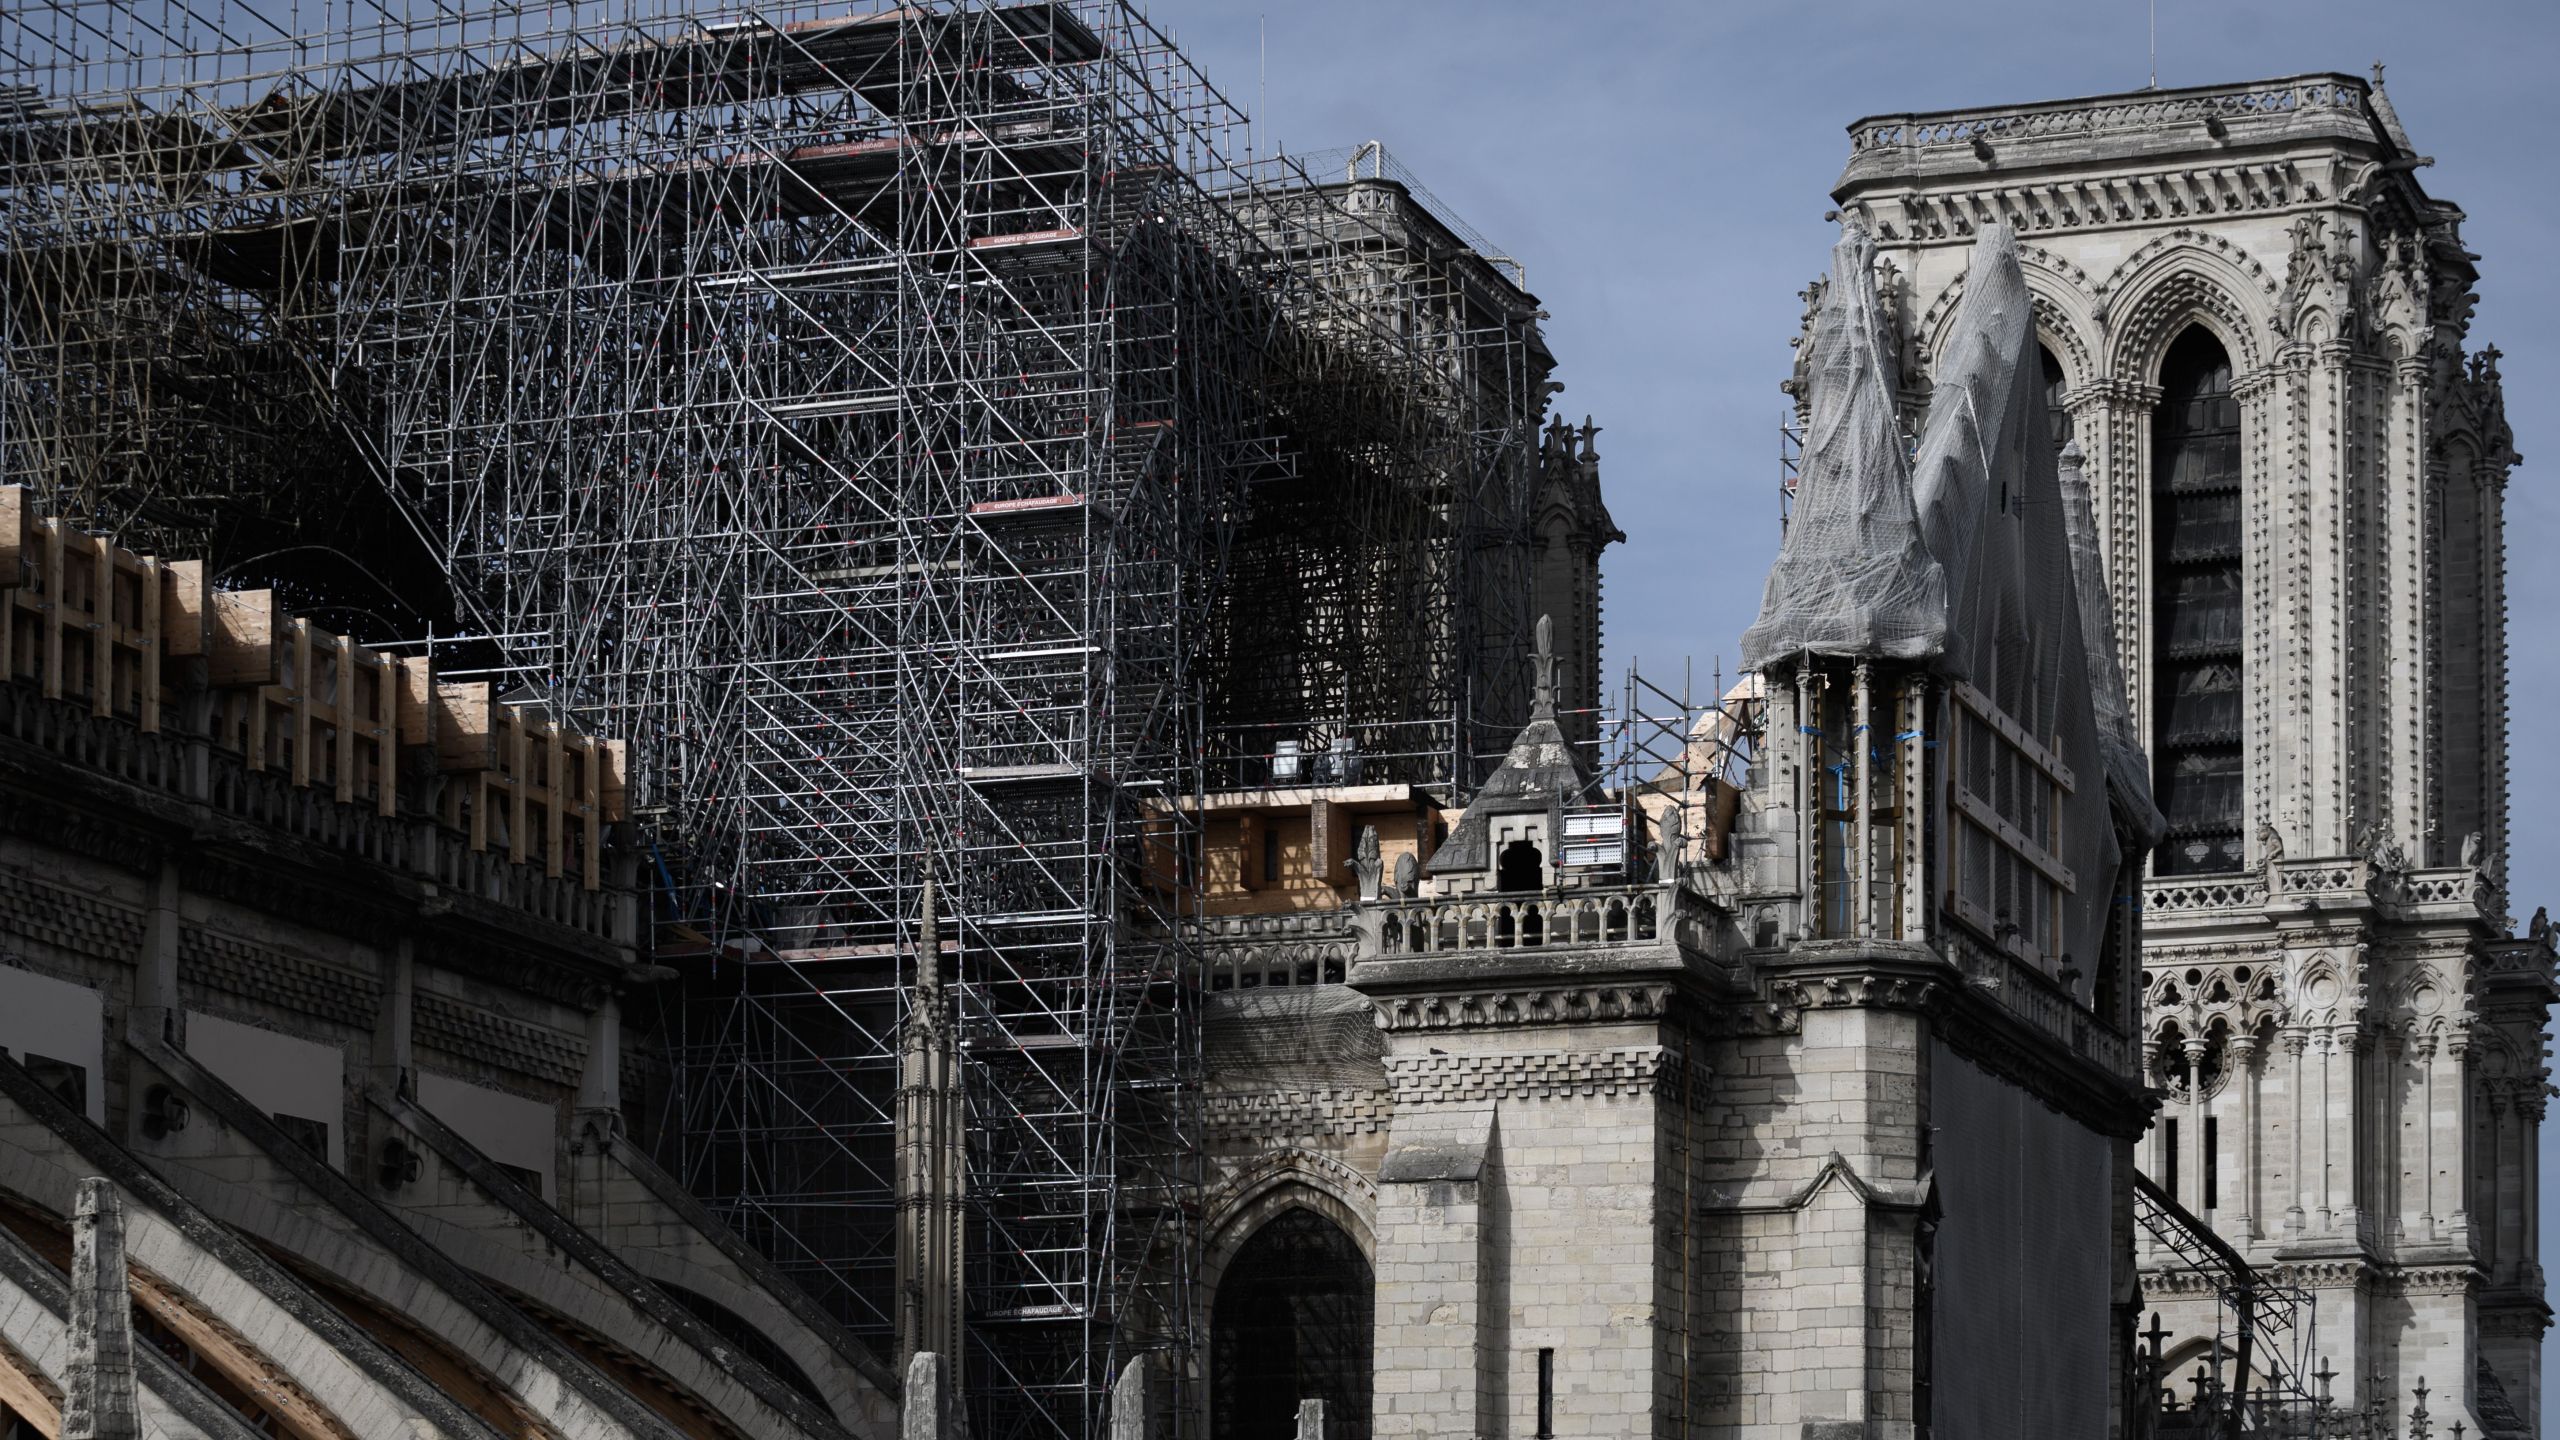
<box><xmin>1531</xmin><ymin>414</ymin><xmax>1622</xmax><ymax>750</ymax></box>
<box><xmin>1835</xmin><ymin>71</ymin><xmax>2552</xmax><ymax>1433</ymax></box>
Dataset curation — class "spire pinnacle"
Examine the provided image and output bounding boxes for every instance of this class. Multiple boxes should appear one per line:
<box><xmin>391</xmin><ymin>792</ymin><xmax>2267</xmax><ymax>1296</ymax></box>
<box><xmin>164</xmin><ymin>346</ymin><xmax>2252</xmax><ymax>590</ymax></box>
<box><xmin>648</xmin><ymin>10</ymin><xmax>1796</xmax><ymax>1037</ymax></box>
<box><xmin>916</xmin><ymin>862</ymin><xmax>940</xmax><ymax>998</ymax></box>
<box><xmin>1531</xmin><ymin>614</ymin><xmax>1558</xmax><ymax>718</ymax></box>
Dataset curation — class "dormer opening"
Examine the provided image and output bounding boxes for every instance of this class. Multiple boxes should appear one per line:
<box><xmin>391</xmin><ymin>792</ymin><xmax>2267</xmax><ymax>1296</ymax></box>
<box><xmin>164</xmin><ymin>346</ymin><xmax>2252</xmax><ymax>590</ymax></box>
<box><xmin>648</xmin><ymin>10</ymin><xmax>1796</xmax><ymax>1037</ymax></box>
<box><xmin>1497</xmin><ymin>837</ymin><xmax>1545</xmax><ymax>893</ymax></box>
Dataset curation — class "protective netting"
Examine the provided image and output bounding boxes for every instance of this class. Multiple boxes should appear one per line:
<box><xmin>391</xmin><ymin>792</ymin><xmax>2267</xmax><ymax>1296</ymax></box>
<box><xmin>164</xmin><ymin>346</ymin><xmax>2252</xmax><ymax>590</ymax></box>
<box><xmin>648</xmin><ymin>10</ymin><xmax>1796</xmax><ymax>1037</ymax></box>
<box><xmin>1908</xmin><ymin>223</ymin><xmax>2123</xmax><ymax>974</ymax></box>
<box><xmin>1739</xmin><ymin>224</ymin><xmax>1948</xmax><ymax>664</ymax></box>
<box><xmin>1744</xmin><ymin>222</ymin><xmax>2159</xmax><ymax>980</ymax></box>
<box><xmin>2060</xmin><ymin>440</ymin><xmax>2169</xmax><ymax>845</ymax></box>
<box><xmin>1203</xmin><ymin>986</ymin><xmax>1387</xmax><ymax>1091</ymax></box>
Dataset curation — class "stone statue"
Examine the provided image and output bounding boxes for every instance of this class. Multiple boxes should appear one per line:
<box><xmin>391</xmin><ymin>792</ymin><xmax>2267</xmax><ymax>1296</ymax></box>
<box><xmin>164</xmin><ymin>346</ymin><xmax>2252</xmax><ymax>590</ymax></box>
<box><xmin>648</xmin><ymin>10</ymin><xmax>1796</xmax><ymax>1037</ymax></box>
<box><xmin>2530</xmin><ymin>906</ymin><xmax>2551</xmax><ymax>949</ymax></box>
<box><xmin>2462</xmin><ymin>830</ymin><xmax>2484</xmax><ymax>871</ymax></box>
<box><xmin>1655</xmin><ymin>803</ymin><xmax>1684</xmax><ymax>884</ymax></box>
<box><xmin>2257</xmin><ymin>820</ymin><xmax>2285</xmax><ymax>871</ymax></box>
<box><xmin>1392</xmin><ymin>851</ymin><xmax>1417</xmax><ymax>898</ymax></box>
<box><xmin>2353</xmin><ymin>823</ymin><xmax>2408</xmax><ymax>874</ymax></box>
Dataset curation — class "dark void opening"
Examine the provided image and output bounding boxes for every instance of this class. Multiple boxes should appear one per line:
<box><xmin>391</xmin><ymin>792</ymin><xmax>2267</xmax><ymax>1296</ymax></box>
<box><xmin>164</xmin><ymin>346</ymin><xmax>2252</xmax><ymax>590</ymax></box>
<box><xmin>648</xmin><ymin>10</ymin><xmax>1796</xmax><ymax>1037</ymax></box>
<box><xmin>2150</xmin><ymin>326</ymin><xmax>2245</xmax><ymax>875</ymax></box>
<box><xmin>1211</xmin><ymin>1209</ymin><xmax>1373</xmax><ymax>1440</ymax></box>
<box><xmin>1496</xmin><ymin>838</ymin><xmax>1545</xmax><ymax>893</ymax></box>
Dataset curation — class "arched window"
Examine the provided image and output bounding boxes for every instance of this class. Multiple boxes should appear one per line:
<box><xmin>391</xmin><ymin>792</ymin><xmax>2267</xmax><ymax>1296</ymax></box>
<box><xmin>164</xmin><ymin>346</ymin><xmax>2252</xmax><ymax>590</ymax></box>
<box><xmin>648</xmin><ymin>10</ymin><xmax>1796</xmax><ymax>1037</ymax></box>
<box><xmin>1211</xmin><ymin>1209</ymin><xmax>1372</xmax><ymax>1440</ymax></box>
<box><xmin>2039</xmin><ymin>343</ymin><xmax>2072</xmax><ymax>451</ymax></box>
<box><xmin>2150</xmin><ymin>328</ymin><xmax>2245</xmax><ymax>875</ymax></box>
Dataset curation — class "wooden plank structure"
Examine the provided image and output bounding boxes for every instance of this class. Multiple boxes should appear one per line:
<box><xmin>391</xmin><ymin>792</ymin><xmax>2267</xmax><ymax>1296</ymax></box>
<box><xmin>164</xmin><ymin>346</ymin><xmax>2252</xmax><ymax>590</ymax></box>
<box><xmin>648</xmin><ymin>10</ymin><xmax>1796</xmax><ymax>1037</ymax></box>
<box><xmin>0</xmin><ymin>487</ymin><xmax>625</xmax><ymax>887</ymax></box>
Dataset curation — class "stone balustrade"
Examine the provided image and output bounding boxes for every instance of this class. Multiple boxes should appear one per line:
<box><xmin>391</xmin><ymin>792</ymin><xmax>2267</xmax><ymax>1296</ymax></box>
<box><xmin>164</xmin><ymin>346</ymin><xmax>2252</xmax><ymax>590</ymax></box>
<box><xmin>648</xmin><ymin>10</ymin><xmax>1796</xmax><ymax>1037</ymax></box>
<box><xmin>1851</xmin><ymin>75</ymin><xmax>2367</xmax><ymax>152</ymax></box>
<box><xmin>1371</xmin><ymin>885</ymin><xmax>1662</xmax><ymax>958</ymax></box>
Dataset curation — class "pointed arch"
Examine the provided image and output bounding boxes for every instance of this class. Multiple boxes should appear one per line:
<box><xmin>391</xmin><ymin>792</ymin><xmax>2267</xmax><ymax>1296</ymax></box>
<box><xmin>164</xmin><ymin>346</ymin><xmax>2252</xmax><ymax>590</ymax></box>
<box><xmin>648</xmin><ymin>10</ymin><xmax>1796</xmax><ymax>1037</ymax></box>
<box><xmin>1207</xmin><ymin>1199</ymin><xmax>1373</xmax><ymax>1440</ymax></box>
<box><xmin>2101</xmin><ymin>236</ymin><xmax>2274</xmax><ymax>381</ymax></box>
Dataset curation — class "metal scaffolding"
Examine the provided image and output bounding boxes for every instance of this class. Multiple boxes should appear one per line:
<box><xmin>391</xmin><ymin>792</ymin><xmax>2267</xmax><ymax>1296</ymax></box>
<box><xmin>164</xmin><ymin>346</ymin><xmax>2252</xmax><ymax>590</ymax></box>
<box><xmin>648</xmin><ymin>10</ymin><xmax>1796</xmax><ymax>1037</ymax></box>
<box><xmin>0</xmin><ymin>5</ymin><xmax>1551</xmax><ymax>1436</ymax></box>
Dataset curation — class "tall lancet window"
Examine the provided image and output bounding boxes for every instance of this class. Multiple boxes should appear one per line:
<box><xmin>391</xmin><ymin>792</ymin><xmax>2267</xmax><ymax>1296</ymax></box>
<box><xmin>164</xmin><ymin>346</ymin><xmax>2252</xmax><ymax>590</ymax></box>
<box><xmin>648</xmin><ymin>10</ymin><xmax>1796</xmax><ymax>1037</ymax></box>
<box><xmin>2151</xmin><ymin>328</ymin><xmax>2245</xmax><ymax>874</ymax></box>
<box><xmin>2040</xmin><ymin>343</ymin><xmax>2072</xmax><ymax>451</ymax></box>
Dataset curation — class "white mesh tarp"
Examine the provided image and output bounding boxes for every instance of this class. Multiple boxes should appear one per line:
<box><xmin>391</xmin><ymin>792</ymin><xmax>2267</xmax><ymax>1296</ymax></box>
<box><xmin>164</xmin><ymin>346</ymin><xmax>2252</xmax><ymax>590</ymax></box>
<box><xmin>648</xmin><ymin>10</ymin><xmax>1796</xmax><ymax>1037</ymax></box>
<box><xmin>2060</xmin><ymin>439</ymin><xmax>2169</xmax><ymax>845</ymax></box>
<box><xmin>1739</xmin><ymin>224</ymin><xmax>1947</xmax><ymax>664</ymax></box>
<box><xmin>1913</xmin><ymin>225</ymin><xmax>2127</xmax><ymax>973</ymax></box>
<box><xmin>1744</xmin><ymin>223</ymin><xmax>2158</xmax><ymax>981</ymax></box>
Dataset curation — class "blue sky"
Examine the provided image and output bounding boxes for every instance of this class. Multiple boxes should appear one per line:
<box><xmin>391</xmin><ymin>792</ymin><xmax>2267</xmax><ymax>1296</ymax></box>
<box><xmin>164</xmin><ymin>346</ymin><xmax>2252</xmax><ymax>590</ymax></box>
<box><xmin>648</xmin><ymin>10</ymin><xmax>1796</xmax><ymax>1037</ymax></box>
<box><xmin>1170</xmin><ymin>0</ymin><xmax>2560</xmax><ymax>1421</ymax></box>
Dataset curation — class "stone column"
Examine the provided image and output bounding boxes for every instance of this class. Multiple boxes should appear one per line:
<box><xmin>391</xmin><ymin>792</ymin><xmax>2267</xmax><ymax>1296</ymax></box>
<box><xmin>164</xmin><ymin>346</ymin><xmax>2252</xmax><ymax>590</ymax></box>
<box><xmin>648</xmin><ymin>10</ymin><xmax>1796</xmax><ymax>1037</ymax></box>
<box><xmin>2315</xmin><ymin>1031</ymin><xmax>2336</xmax><ymax>1232</ymax></box>
<box><xmin>131</xmin><ymin>862</ymin><xmax>182</xmax><ymax>1050</ymax></box>
<box><xmin>2293</xmin><ymin>1024</ymin><xmax>2314</xmax><ymax>1229</ymax></box>
<box><xmin>2184</xmin><ymin>1035</ymin><xmax>2210</xmax><ymax>1213</ymax></box>
<box><xmin>2379</xmin><ymin>1031</ymin><xmax>2404</xmax><ymax>1243</ymax></box>
<box><xmin>63</xmin><ymin>1178</ymin><xmax>138</xmax><ymax>1440</ymax></box>
<box><xmin>2344</xmin><ymin>1019</ymin><xmax>2365</xmax><ymax>1235</ymax></box>
<box><xmin>2447</xmin><ymin>1033</ymin><xmax>2472</xmax><ymax>1244</ymax></box>
<box><xmin>2229</xmin><ymin>1032</ymin><xmax>2260</xmax><ymax>1240</ymax></box>
<box><xmin>576</xmin><ymin>992</ymin><xmax>619</xmax><ymax>1115</ymax></box>
<box><xmin>372</xmin><ymin>937</ymin><xmax>415</xmax><ymax>1099</ymax></box>
<box><xmin>2141</xmin><ymin>1040</ymin><xmax>2166</xmax><ymax>1187</ymax></box>
<box><xmin>2083</xmin><ymin>379</ymin><xmax>2161</xmax><ymax>725</ymax></box>
<box><xmin>1852</xmin><ymin>661</ymin><xmax>1873</xmax><ymax>939</ymax></box>
<box><xmin>2414</xmin><ymin>1034</ymin><xmax>2438</xmax><ymax>1240</ymax></box>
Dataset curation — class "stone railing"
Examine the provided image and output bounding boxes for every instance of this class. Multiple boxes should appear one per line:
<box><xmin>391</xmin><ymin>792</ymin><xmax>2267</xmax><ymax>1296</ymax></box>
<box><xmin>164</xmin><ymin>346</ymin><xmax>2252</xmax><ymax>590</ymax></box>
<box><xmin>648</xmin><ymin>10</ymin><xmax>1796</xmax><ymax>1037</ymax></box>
<box><xmin>2271</xmin><ymin>857</ymin><xmax>2367</xmax><ymax>898</ymax></box>
<box><xmin>0</xmin><ymin>679</ymin><xmax>624</xmax><ymax>944</ymax></box>
<box><xmin>1373</xmin><ymin>886</ymin><xmax>1662</xmax><ymax>958</ymax></box>
<box><xmin>1852</xmin><ymin>75</ymin><xmax>2366</xmax><ymax>152</ymax></box>
<box><xmin>1943</xmin><ymin>928</ymin><xmax>2133</xmax><ymax>1078</ymax></box>
<box><xmin>2143</xmin><ymin>874</ymin><xmax>2266</xmax><ymax>917</ymax></box>
<box><xmin>2144</xmin><ymin>858</ymin><xmax>2498</xmax><ymax>930</ymax></box>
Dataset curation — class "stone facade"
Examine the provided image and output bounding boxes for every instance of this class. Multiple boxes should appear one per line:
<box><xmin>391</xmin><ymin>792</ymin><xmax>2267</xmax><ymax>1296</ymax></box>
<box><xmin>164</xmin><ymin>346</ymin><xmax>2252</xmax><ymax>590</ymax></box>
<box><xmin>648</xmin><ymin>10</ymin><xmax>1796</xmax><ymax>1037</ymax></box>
<box><xmin>1201</xmin><ymin>444</ymin><xmax>2153</xmax><ymax>1440</ymax></box>
<box><xmin>1834</xmin><ymin>70</ymin><xmax>2550</xmax><ymax>1435</ymax></box>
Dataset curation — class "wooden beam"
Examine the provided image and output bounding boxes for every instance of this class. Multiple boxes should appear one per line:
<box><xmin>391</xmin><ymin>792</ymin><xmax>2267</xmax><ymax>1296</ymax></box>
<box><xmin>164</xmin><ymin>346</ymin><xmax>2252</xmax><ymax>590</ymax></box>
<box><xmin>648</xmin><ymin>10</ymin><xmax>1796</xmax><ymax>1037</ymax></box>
<box><xmin>207</xmin><ymin>590</ymin><xmax>280</xmax><ymax>687</ymax></box>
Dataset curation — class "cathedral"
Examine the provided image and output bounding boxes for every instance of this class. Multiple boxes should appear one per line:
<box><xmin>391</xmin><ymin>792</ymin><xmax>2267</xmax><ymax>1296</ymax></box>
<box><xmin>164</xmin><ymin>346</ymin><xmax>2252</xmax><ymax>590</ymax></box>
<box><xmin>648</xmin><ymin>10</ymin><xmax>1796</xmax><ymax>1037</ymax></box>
<box><xmin>0</xmin><ymin>35</ymin><xmax>2539</xmax><ymax>1440</ymax></box>
<box><xmin>1182</xmin><ymin>66</ymin><xmax>2546</xmax><ymax>1440</ymax></box>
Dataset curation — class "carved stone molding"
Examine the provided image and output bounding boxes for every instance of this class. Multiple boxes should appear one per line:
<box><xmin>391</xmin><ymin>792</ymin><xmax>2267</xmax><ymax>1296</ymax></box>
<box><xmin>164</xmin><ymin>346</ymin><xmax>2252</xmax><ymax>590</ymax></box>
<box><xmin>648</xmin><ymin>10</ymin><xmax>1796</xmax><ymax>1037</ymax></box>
<box><xmin>1370</xmin><ymin>982</ymin><xmax>1673</xmax><ymax>1033</ymax></box>
<box><xmin>1205</xmin><ymin>1086</ymin><xmax>1390</xmax><ymax>1141</ymax></box>
<box><xmin>1385</xmin><ymin>1046</ymin><xmax>1683</xmax><ymax>1106</ymax></box>
<box><xmin>1770</xmin><ymin>969</ymin><xmax>1940</xmax><ymax>1014</ymax></box>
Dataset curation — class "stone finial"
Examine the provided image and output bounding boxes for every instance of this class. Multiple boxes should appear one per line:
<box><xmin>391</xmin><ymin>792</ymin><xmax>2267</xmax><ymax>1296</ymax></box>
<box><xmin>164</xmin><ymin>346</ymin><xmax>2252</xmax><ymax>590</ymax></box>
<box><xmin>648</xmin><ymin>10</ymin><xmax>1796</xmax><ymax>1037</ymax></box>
<box><xmin>1531</xmin><ymin>614</ymin><xmax>1558</xmax><ymax>718</ymax></box>
<box><xmin>64</xmin><ymin>1177</ymin><xmax>138</xmax><ymax>1440</ymax></box>
<box><xmin>903</xmin><ymin>1351</ymin><xmax>952</xmax><ymax>1440</ymax></box>
<box><xmin>1295</xmin><ymin>1398</ymin><xmax>1327</xmax><ymax>1440</ymax></box>
<box><xmin>1351</xmin><ymin>826</ymin><xmax>1383</xmax><ymax>902</ymax></box>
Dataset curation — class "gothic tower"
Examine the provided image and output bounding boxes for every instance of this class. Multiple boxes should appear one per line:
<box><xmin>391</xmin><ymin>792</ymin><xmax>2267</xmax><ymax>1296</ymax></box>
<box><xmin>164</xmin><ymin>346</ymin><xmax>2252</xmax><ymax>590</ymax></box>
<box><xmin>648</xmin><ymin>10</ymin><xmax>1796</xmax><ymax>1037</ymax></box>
<box><xmin>1531</xmin><ymin>415</ymin><xmax>1622</xmax><ymax>751</ymax></box>
<box><xmin>1835</xmin><ymin>70</ymin><xmax>2551</xmax><ymax>1433</ymax></box>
